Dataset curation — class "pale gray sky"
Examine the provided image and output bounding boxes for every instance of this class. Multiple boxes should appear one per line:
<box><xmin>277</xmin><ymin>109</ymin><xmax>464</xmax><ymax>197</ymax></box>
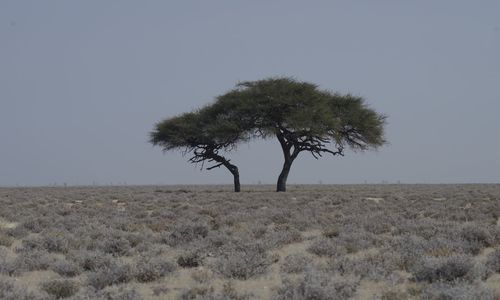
<box><xmin>1</xmin><ymin>1</ymin><xmax>499</xmax><ymax>186</ymax></box>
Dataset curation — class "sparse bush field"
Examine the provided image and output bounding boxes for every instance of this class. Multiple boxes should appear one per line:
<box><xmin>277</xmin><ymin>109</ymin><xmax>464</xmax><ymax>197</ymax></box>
<box><xmin>0</xmin><ymin>184</ymin><xmax>500</xmax><ymax>299</ymax></box>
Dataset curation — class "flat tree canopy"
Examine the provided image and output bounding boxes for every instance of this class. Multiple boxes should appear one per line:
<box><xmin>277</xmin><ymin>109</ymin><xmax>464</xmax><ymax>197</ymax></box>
<box><xmin>151</xmin><ymin>77</ymin><xmax>386</xmax><ymax>192</ymax></box>
<box><xmin>150</xmin><ymin>104</ymin><xmax>248</xmax><ymax>192</ymax></box>
<box><xmin>215</xmin><ymin>77</ymin><xmax>387</xmax><ymax>191</ymax></box>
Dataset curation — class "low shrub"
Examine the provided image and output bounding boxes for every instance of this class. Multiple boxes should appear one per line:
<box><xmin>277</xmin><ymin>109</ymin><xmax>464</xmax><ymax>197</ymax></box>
<box><xmin>191</xmin><ymin>269</ymin><xmax>214</xmax><ymax>284</ymax></box>
<box><xmin>96</xmin><ymin>237</ymin><xmax>131</xmax><ymax>256</ymax></box>
<box><xmin>388</xmin><ymin>235</ymin><xmax>431</xmax><ymax>270</ymax></box>
<box><xmin>380</xmin><ymin>288</ymin><xmax>409</xmax><ymax>300</ymax></box>
<box><xmin>152</xmin><ymin>285</ymin><xmax>170</xmax><ymax>296</ymax></box>
<box><xmin>69</xmin><ymin>250</ymin><xmax>114</xmax><ymax>272</ymax></box>
<box><xmin>322</xmin><ymin>226</ymin><xmax>340</xmax><ymax>238</ymax></box>
<box><xmin>178</xmin><ymin>285</ymin><xmax>213</xmax><ymax>300</ymax></box>
<box><xmin>50</xmin><ymin>259</ymin><xmax>81</xmax><ymax>277</ymax></box>
<box><xmin>280</xmin><ymin>254</ymin><xmax>312</xmax><ymax>274</ymax></box>
<box><xmin>307</xmin><ymin>238</ymin><xmax>346</xmax><ymax>257</ymax></box>
<box><xmin>329</xmin><ymin>251</ymin><xmax>401</xmax><ymax>280</ymax></box>
<box><xmin>205</xmin><ymin>231</ymin><xmax>235</xmax><ymax>252</ymax></box>
<box><xmin>11</xmin><ymin>250</ymin><xmax>57</xmax><ymax>274</ymax></box>
<box><xmin>274</xmin><ymin>271</ymin><xmax>359</xmax><ymax>300</ymax></box>
<box><xmin>41</xmin><ymin>279</ymin><xmax>79</xmax><ymax>299</ymax></box>
<box><xmin>165</xmin><ymin>223</ymin><xmax>209</xmax><ymax>246</ymax></box>
<box><xmin>412</xmin><ymin>255</ymin><xmax>474</xmax><ymax>283</ymax></box>
<box><xmin>271</xmin><ymin>211</ymin><xmax>292</xmax><ymax>225</ymax></box>
<box><xmin>22</xmin><ymin>218</ymin><xmax>46</xmax><ymax>233</ymax></box>
<box><xmin>0</xmin><ymin>276</ymin><xmax>48</xmax><ymax>300</ymax></box>
<box><xmin>0</xmin><ymin>249</ymin><xmax>14</xmax><ymax>275</ymax></box>
<box><xmin>87</xmin><ymin>263</ymin><xmax>134</xmax><ymax>290</ymax></box>
<box><xmin>460</xmin><ymin>224</ymin><xmax>494</xmax><ymax>254</ymax></box>
<box><xmin>421</xmin><ymin>282</ymin><xmax>494</xmax><ymax>300</ymax></box>
<box><xmin>337</xmin><ymin>230</ymin><xmax>378</xmax><ymax>254</ymax></box>
<box><xmin>178</xmin><ymin>251</ymin><xmax>203</xmax><ymax>268</ymax></box>
<box><xmin>178</xmin><ymin>282</ymin><xmax>250</xmax><ymax>300</ymax></box>
<box><xmin>17</xmin><ymin>235</ymin><xmax>45</xmax><ymax>252</ymax></box>
<box><xmin>4</xmin><ymin>226</ymin><xmax>29</xmax><ymax>239</ymax></box>
<box><xmin>215</xmin><ymin>244</ymin><xmax>271</xmax><ymax>279</ymax></box>
<box><xmin>486</xmin><ymin>249</ymin><xmax>500</xmax><ymax>274</ymax></box>
<box><xmin>17</xmin><ymin>232</ymin><xmax>74</xmax><ymax>254</ymax></box>
<box><xmin>460</xmin><ymin>224</ymin><xmax>493</xmax><ymax>246</ymax></box>
<box><xmin>266</xmin><ymin>226</ymin><xmax>302</xmax><ymax>248</ymax></box>
<box><xmin>252</xmin><ymin>225</ymin><xmax>267</xmax><ymax>239</ymax></box>
<box><xmin>0</xmin><ymin>233</ymin><xmax>13</xmax><ymax>247</ymax></box>
<box><xmin>72</xmin><ymin>286</ymin><xmax>142</xmax><ymax>300</ymax></box>
<box><xmin>134</xmin><ymin>257</ymin><xmax>176</xmax><ymax>282</ymax></box>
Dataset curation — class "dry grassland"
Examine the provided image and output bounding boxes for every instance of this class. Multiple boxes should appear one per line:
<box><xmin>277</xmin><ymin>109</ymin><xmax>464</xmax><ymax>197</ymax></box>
<box><xmin>1</xmin><ymin>184</ymin><xmax>500</xmax><ymax>299</ymax></box>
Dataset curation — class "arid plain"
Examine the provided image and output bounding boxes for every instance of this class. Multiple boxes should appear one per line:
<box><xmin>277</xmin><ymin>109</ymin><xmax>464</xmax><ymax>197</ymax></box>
<box><xmin>1</xmin><ymin>184</ymin><xmax>500</xmax><ymax>299</ymax></box>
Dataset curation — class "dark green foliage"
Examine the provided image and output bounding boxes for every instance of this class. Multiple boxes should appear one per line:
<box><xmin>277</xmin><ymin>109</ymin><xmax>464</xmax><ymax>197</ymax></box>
<box><xmin>218</xmin><ymin>77</ymin><xmax>386</xmax><ymax>149</ymax></box>
<box><xmin>150</xmin><ymin>102</ymin><xmax>249</xmax><ymax>152</ymax></box>
<box><xmin>151</xmin><ymin>76</ymin><xmax>386</xmax><ymax>192</ymax></box>
<box><xmin>214</xmin><ymin>77</ymin><xmax>387</xmax><ymax>191</ymax></box>
<box><xmin>150</xmin><ymin>106</ymin><xmax>246</xmax><ymax>192</ymax></box>
<box><xmin>327</xmin><ymin>93</ymin><xmax>386</xmax><ymax>150</ymax></box>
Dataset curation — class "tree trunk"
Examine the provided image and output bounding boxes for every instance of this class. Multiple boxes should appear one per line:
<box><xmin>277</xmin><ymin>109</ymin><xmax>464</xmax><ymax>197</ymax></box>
<box><xmin>206</xmin><ymin>152</ymin><xmax>241</xmax><ymax>193</ymax></box>
<box><xmin>277</xmin><ymin>159</ymin><xmax>293</xmax><ymax>192</ymax></box>
<box><xmin>275</xmin><ymin>133</ymin><xmax>298</xmax><ymax>192</ymax></box>
<box><xmin>225</xmin><ymin>164</ymin><xmax>241</xmax><ymax>192</ymax></box>
<box><xmin>231</xmin><ymin>166</ymin><xmax>241</xmax><ymax>192</ymax></box>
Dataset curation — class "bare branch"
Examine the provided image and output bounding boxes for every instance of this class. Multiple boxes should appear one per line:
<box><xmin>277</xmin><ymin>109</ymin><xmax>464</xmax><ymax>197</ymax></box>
<box><xmin>206</xmin><ymin>162</ymin><xmax>224</xmax><ymax>170</ymax></box>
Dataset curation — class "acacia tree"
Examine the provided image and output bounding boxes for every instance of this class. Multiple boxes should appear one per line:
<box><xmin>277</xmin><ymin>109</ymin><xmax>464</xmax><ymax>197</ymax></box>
<box><xmin>150</xmin><ymin>104</ymin><xmax>247</xmax><ymax>192</ymax></box>
<box><xmin>217</xmin><ymin>77</ymin><xmax>387</xmax><ymax>192</ymax></box>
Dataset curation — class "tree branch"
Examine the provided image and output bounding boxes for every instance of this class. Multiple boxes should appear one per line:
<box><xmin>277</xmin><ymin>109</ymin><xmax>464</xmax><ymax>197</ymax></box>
<box><xmin>206</xmin><ymin>161</ymin><xmax>225</xmax><ymax>170</ymax></box>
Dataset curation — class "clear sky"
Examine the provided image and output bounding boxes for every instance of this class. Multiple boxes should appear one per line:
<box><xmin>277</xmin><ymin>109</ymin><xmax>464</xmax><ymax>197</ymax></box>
<box><xmin>1</xmin><ymin>1</ymin><xmax>499</xmax><ymax>186</ymax></box>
